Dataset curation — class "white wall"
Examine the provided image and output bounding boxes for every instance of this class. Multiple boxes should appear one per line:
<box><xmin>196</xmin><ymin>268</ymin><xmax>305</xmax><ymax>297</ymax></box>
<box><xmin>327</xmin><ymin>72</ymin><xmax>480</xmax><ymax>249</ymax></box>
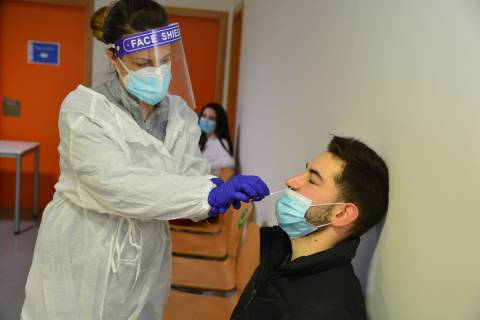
<box><xmin>92</xmin><ymin>0</ymin><xmax>235</xmax><ymax>104</ymax></box>
<box><xmin>237</xmin><ymin>0</ymin><xmax>480</xmax><ymax>319</ymax></box>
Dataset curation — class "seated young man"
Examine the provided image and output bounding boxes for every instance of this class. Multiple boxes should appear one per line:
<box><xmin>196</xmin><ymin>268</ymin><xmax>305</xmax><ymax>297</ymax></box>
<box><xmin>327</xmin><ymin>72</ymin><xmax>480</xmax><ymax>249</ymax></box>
<box><xmin>231</xmin><ymin>135</ymin><xmax>389</xmax><ymax>320</ymax></box>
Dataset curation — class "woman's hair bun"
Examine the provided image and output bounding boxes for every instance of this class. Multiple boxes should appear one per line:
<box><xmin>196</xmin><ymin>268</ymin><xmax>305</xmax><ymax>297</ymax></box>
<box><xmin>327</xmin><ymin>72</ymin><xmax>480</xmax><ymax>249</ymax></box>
<box><xmin>90</xmin><ymin>6</ymin><xmax>110</xmax><ymax>43</ymax></box>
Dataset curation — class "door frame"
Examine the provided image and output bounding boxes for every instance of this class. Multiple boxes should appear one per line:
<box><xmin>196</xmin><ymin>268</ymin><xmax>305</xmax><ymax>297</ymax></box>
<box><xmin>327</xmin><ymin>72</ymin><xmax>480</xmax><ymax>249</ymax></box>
<box><xmin>226</xmin><ymin>3</ymin><xmax>243</xmax><ymax>143</ymax></box>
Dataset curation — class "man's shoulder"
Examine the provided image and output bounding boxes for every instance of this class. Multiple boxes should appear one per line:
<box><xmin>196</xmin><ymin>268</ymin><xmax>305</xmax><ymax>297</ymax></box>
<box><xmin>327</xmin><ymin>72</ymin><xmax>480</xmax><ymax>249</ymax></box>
<box><xmin>290</xmin><ymin>303</ymin><xmax>365</xmax><ymax>320</ymax></box>
<box><xmin>277</xmin><ymin>270</ymin><xmax>366</xmax><ymax>320</ymax></box>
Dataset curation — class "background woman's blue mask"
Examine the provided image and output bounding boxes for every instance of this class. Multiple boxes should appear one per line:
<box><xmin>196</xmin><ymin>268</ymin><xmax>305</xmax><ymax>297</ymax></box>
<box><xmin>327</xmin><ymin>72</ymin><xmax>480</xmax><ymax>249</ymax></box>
<box><xmin>199</xmin><ymin>117</ymin><xmax>216</xmax><ymax>134</ymax></box>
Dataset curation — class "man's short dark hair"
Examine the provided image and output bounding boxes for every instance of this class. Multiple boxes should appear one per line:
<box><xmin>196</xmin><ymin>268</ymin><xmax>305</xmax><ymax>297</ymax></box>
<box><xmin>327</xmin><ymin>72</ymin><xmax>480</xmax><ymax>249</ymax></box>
<box><xmin>328</xmin><ymin>135</ymin><xmax>389</xmax><ymax>236</ymax></box>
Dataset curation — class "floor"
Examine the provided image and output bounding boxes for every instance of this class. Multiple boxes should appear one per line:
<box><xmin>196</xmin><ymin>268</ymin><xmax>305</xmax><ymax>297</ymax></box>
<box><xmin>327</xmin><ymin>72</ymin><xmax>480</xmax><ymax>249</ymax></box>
<box><xmin>0</xmin><ymin>219</ymin><xmax>39</xmax><ymax>320</ymax></box>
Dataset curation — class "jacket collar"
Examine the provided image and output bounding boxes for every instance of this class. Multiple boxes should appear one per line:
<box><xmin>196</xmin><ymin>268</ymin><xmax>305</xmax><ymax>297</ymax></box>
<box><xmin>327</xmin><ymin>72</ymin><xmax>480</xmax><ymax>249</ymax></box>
<box><xmin>260</xmin><ymin>226</ymin><xmax>360</xmax><ymax>276</ymax></box>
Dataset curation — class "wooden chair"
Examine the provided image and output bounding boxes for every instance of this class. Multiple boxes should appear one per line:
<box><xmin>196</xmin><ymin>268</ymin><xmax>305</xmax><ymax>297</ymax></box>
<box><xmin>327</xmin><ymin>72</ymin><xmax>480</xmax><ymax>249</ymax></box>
<box><xmin>164</xmin><ymin>223</ymin><xmax>260</xmax><ymax>320</ymax></box>
<box><xmin>170</xmin><ymin>197</ymin><xmax>250</xmax><ymax>259</ymax></box>
<box><xmin>171</xmin><ymin>202</ymin><xmax>253</xmax><ymax>291</ymax></box>
<box><xmin>169</xmin><ymin>168</ymin><xmax>235</xmax><ymax>235</ymax></box>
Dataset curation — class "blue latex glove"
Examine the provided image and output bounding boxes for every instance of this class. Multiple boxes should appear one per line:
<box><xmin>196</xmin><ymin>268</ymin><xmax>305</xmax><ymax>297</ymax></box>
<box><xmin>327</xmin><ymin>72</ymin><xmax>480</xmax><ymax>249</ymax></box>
<box><xmin>208</xmin><ymin>175</ymin><xmax>270</xmax><ymax>217</ymax></box>
<box><xmin>208</xmin><ymin>178</ymin><xmax>226</xmax><ymax>216</ymax></box>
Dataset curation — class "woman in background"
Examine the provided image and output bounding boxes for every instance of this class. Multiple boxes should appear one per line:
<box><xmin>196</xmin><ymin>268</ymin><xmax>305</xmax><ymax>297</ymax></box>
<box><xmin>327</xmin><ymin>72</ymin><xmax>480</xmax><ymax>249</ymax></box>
<box><xmin>199</xmin><ymin>102</ymin><xmax>235</xmax><ymax>176</ymax></box>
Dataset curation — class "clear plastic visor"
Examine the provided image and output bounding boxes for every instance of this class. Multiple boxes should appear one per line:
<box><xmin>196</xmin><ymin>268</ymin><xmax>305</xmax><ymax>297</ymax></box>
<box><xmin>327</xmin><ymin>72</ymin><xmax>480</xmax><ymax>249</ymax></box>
<box><xmin>112</xmin><ymin>23</ymin><xmax>196</xmax><ymax>109</ymax></box>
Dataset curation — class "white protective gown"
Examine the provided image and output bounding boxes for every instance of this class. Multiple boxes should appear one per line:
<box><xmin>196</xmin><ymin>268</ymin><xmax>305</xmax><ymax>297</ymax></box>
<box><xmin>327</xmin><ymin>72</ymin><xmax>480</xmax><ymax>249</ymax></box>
<box><xmin>21</xmin><ymin>85</ymin><xmax>214</xmax><ymax>320</ymax></box>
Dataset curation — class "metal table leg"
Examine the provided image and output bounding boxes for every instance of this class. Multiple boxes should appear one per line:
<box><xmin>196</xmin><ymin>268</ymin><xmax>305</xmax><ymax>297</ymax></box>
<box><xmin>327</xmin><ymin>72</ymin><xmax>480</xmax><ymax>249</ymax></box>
<box><xmin>14</xmin><ymin>155</ymin><xmax>22</xmax><ymax>235</ymax></box>
<box><xmin>33</xmin><ymin>147</ymin><xmax>39</xmax><ymax>219</ymax></box>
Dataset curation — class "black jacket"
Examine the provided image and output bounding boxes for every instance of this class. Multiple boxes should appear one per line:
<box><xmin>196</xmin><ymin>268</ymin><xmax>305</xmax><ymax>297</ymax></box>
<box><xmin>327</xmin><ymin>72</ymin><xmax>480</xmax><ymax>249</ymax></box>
<box><xmin>230</xmin><ymin>226</ymin><xmax>367</xmax><ymax>320</ymax></box>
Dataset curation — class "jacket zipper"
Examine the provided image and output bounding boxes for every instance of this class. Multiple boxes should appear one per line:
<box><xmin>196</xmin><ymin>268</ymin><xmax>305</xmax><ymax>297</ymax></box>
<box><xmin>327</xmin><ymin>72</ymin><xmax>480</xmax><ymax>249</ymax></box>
<box><xmin>245</xmin><ymin>289</ymin><xmax>257</xmax><ymax>309</ymax></box>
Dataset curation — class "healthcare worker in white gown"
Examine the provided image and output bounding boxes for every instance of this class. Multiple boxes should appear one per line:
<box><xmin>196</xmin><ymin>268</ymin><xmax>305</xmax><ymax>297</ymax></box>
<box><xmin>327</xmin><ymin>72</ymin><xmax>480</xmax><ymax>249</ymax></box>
<box><xmin>21</xmin><ymin>1</ymin><xmax>269</xmax><ymax>319</ymax></box>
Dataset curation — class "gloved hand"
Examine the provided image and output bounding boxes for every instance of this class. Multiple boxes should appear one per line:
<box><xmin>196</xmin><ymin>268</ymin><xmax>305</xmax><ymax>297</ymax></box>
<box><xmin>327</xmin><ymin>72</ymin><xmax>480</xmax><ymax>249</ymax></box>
<box><xmin>208</xmin><ymin>175</ymin><xmax>270</xmax><ymax>217</ymax></box>
<box><xmin>208</xmin><ymin>178</ymin><xmax>226</xmax><ymax>216</ymax></box>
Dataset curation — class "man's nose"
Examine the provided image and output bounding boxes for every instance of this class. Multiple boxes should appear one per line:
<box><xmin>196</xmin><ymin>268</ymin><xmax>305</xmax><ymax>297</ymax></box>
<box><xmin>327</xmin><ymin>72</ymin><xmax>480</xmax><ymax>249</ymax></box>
<box><xmin>286</xmin><ymin>173</ymin><xmax>306</xmax><ymax>190</ymax></box>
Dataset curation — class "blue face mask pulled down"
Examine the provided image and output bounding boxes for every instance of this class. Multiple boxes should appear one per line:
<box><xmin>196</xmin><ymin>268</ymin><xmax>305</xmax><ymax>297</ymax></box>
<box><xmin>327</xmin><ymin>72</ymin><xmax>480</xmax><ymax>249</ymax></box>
<box><xmin>275</xmin><ymin>189</ymin><xmax>345</xmax><ymax>239</ymax></box>
<box><xmin>199</xmin><ymin>117</ymin><xmax>216</xmax><ymax>134</ymax></box>
<box><xmin>118</xmin><ymin>59</ymin><xmax>172</xmax><ymax>106</ymax></box>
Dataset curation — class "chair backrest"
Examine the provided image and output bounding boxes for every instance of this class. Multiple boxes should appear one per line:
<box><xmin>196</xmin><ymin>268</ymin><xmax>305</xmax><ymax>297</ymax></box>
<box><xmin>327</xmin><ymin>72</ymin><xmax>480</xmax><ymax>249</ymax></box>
<box><xmin>226</xmin><ymin>201</ymin><xmax>253</xmax><ymax>259</ymax></box>
<box><xmin>218</xmin><ymin>167</ymin><xmax>235</xmax><ymax>181</ymax></box>
<box><xmin>235</xmin><ymin>223</ymin><xmax>260</xmax><ymax>295</ymax></box>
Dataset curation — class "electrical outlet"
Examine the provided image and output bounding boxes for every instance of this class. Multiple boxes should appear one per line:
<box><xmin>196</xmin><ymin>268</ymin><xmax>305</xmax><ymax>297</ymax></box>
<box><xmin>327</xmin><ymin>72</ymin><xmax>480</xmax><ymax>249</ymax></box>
<box><xmin>3</xmin><ymin>97</ymin><xmax>21</xmax><ymax>116</ymax></box>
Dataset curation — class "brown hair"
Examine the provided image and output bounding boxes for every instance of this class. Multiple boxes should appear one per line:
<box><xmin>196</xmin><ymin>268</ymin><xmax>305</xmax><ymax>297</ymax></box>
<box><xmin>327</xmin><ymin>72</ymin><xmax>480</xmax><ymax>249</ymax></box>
<box><xmin>328</xmin><ymin>135</ymin><xmax>389</xmax><ymax>236</ymax></box>
<box><xmin>89</xmin><ymin>0</ymin><xmax>168</xmax><ymax>46</ymax></box>
<box><xmin>89</xmin><ymin>6</ymin><xmax>110</xmax><ymax>43</ymax></box>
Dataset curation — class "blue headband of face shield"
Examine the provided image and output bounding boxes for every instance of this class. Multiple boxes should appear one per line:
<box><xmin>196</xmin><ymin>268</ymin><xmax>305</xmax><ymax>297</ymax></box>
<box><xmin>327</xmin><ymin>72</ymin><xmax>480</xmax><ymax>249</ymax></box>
<box><xmin>275</xmin><ymin>189</ymin><xmax>346</xmax><ymax>239</ymax></box>
<box><xmin>112</xmin><ymin>23</ymin><xmax>181</xmax><ymax>58</ymax></box>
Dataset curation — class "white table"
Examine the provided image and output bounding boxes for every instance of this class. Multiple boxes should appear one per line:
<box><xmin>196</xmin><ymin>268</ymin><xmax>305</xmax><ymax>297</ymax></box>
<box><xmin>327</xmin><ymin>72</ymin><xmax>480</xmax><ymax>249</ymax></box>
<box><xmin>0</xmin><ymin>140</ymin><xmax>40</xmax><ymax>234</ymax></box>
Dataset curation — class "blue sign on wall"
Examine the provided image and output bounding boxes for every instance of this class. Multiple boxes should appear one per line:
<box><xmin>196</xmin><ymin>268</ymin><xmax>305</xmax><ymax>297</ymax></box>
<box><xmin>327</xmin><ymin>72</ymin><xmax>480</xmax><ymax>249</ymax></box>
<box><xmin>27</xmin><ymin>41</ymin><xmax>60</xmax><ymax>66</ymax></box>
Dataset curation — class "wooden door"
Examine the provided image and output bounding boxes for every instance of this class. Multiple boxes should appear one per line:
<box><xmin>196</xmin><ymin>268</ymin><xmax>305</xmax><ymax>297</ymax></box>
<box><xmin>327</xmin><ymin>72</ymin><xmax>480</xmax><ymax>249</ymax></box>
<box><xmin>0</xmin><ymin>0</ymin><xmax>85</xmax><ymax>208</ymax></box>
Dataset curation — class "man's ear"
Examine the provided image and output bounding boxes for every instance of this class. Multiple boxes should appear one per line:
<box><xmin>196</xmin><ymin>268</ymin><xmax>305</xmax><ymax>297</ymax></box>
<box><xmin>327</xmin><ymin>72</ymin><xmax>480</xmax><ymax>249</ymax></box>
<box><xmin>330</xmin><ymin>203</ymin><xmax>358</xmax><ymax>227</ymax></box>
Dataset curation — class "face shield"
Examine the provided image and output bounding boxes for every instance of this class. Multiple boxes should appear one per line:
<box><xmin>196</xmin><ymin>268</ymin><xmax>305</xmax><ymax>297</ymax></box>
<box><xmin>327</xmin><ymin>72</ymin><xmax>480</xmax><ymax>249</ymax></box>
<box><xmin>112</xmin><ymin>23</ymin><xmax>196</xmax><ymax>109</ymax></box>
